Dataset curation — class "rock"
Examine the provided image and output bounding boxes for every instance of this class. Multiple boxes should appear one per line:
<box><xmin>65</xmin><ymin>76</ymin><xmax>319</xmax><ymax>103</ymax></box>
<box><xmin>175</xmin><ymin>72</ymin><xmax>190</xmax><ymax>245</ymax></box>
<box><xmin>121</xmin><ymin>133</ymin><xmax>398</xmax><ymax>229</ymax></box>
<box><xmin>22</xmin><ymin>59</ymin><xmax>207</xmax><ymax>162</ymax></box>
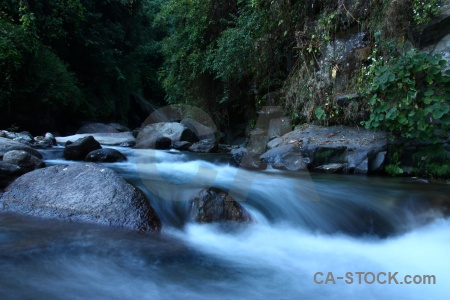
<box><xmin>190</xmin><ymin>188</ymin><xmax>252</xmax><ymax>223</ymax></box>
<box><xmin>315</xmin><ymin>163</ymin><xmax>346</xmax><ymax>174</ymax></box>
<box><xmin>172</xmin><ymin>141</ymin><xmax>192</xmax><ymax>150</ymax></box>
<box><xmin>0</xmin><ymin>163</ymin><xmax>161</xmax><ymax>232</ymax></box>
<box><xmin>264</xmin><ymin>125</ymin><xmax>388</xmax><ymax>174</ymax></box>
<box><xmin>370</xmin><ymin>151</ymin><xmax>387</xmax><ymax>172</ymax></box>
<box><xmin>354</xmin><ymin>158</ymin><xmax>369</xmax><ymax>175</ymax></box>
<box><xmin>33</xmin><ymin>132</ymin><xmax>56</xmax><ymax>148</ymax></box>
<box><xmin>3</xmin><ymin>150</ymin><xmax>45</xmax><ymax>171</ymax></box>
<box><xmin>0</xmin><ymin>162</ymin><xmax>25</xmax><ymax>188</ymax></box>
<box><xmin>180</xmin><ymin>118</ymin><xmax>216</xmax><ymax>140</ymax></box>
<box><xmin>108</xmin><ymin>123</ymin><xmax>130</xmax><ymax>132</ymax></box>
<box><xmin>266</xmin><ymin>137</ymin><xmax>284</xmax><ymax>150</ymax></box>
<box><xmin>12</xmin><ymin>131</ymin><xmax>34</xmax><ymax>144</ymax></box>
<box><xmin>63</xmin><ymin>136</ymin><xmax>102</xmax><ymax>161</ymax></box>
<box><xmin>230</xmin><ymin>147</ymin><xmax>262</xmax><ymax>170</ymax></box>
<box><xmin>155</xmin><ymin>136</ymin><xmax>172</xmax><ymax>150</ymax></box>
<box><xmin>135</xmin><ymin>122</ymin><xmax>198</xmax><ymax>149</ymax></box>
<box><xmin>77</xmin><ymin>123</ymin><xmax>119</xmax><ymax>134</ymax></box>
<box><xmin>188</xmin><ymin>139</ymin><xmax>218</xmax><ymax>153</ymax></box>
<box><xmin>85</xmin><ymin>148</ymin><xmax>127</xmax><ymax>163</ymax></box>
<box><xmin>0</xmin><ymin>137</ymin><xmax>42</xmax><ymax>159</ymax></box>
<box><xmin>260</xmin><ymin>144</ymin><xmax>308</xmax><ymax>171</ymax></box>
<box><xmin>268</xmin><ymin>117</ymin><xmax>291</xmax><ymax>139</ymax></box>
<box><xmin>56</xmin><ymin>132</ymin><xmax>136</xmax><ymax>146</ymax></box>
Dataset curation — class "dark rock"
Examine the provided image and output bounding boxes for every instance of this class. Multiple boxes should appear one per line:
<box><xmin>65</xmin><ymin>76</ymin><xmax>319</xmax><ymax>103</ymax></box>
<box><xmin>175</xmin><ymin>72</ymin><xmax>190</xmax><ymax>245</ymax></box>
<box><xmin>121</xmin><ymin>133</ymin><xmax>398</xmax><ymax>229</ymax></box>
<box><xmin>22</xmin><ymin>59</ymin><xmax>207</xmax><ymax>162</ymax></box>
<box><xmin>85</xmin><ymin>148</ymin><xmax>127</xmax><ymax>163</ymax></box>
<box><xmin>180</xmin><ymin>118</ymin><xmax>216</xmax><ymax>140</ymax></box>
<box><xmin>13</xmin><ymin>131</ymin><xmax>34</xmax><ymax>144</ymax></box>
<box><xmin>63</xmin><ymin>136</ymin><xmax>102</xmax><ymax>161</ymax></box>
<box><xmin>3</xmin><ymin>150</ymin><xmax>45</xmax><ymax>171</ymax></box>
<box><xmin>260</xmin><ymin>143</ymin><xmax>308</xmax><ymax>171</ymax></box>
<box><xmin>230</xmin><ymin>147</ymin><xmax>262</xmax><ymax>170</ymax></box>
<box><xmin>108</xmin><ymin>123</ymin><xmax>130</xmax><ymax>132</ymax></box>
<box><xmin>354</xmin><ymin>158</ymin><xmax>369</xmax><ymax>175</ymax></box>
<box><xmin>0</xmin><ymin>137</ymin><xmax>42</xmax><ymax>159</ymax></box>
<box><xmin>77</xmin><ymin>123</ymin><xmax>119</xmax><ymax>134</ymax></box>
<box><xmin>0</xmin><ymin>163</ymin><xmax>161</xmax><ymax>232</ymax></box>
<box><xmin>190</xmin><ymin>188</ymin><xmax>251</xmax><ymax>223</ymax></box>
<box><xmin>315</xmin><ymin>163</ymin><xmax>346</xmax><ymax>174</ymax></box>
<box><xmin>258</xmin><ymin>106</ymin><xmax>283</xmax><ymax>118</ymax></box>
<box><xmin>188</xmin><ymin>139</ymin><xmax>218</xmax><ymax>153</ymax></box>
<box><xmin>155</xmin><ymin>136</ymin><xmax>172</xmax><ymax>150</ymax></box>
<box><xmin>172</xmin><ymin>141</ymin><xmax>192</xmax><ymax>150</ymax></box>
<box><xmin>135</xmin><ymin>122</ymin><xmax>198</xmax><ymax>149</ymax></box>
<box><xmin>0</xmin><ymin>162</ymin><xmax>25</xmax><ymax>188</ymax></box>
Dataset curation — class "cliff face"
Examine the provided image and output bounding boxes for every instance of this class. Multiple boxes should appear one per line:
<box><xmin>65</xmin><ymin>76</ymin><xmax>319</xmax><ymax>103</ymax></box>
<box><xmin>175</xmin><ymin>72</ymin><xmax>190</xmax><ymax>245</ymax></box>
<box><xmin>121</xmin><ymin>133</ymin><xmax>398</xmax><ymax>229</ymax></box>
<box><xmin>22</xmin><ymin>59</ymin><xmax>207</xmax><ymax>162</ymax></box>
<box><xmin>281</xmin><ymin>0</ymin><xmax>450</xmax><ymax>126</ymax></box>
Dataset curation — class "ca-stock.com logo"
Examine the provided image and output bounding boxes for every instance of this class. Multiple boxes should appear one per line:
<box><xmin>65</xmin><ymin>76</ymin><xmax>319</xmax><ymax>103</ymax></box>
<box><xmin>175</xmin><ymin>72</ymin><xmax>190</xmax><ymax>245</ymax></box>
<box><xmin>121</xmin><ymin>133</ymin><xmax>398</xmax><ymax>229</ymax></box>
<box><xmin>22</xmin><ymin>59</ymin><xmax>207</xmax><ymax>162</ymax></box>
<box><xmin>134</xmin><ymin>104</ymin><xmax>320</xmax><ymax>203</ymax></box>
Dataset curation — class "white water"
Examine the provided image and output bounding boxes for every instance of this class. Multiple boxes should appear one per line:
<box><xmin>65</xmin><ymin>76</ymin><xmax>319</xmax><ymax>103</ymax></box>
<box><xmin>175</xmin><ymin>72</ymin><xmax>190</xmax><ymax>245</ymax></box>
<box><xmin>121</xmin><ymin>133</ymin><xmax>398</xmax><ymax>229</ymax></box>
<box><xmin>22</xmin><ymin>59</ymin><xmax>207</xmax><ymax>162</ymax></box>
<box><xmin>1</xmin><ymin>147</ymin><xmax>449</xmax><ymax>299</ymax></box>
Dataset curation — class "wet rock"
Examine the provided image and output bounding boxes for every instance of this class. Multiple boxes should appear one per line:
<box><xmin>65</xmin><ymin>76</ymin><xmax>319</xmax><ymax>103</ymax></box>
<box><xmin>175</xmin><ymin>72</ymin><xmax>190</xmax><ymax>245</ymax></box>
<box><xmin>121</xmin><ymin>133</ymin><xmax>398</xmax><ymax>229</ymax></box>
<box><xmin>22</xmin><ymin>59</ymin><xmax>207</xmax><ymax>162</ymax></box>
<box><xmin>260</xmin><ymin>144</ymin><xmax>308</xmax><ymax>171</ymax></box>
<box><xmin>63</xmin><ymin>136</ymin><xmax>102</xmax><ymax>161</ymax></box>
<box><xmin>190</xmin><ymin>188</ymin><xmax>251</xmax><ymax>223</ymax></box>
<box><xmin>85</xmin><ymin>148</ymin><xmax>127</xmax><ymax>163</ymax></box>
<box><xmin>230</xmin><ymin>147</ymin><xmax>262</xmax><ymax>170</ymax></box>
<box><xmin>188</xmin><ymin>139</ymin><xmax>218</xmax><ymax>153</ymax></box>
<box><xmin>3</xmin><ymin>150</ymin><xmax>45</xmax><ymax>171</ymax></box>
<box><xmin>315</xmin><ymin>163</ymin><xmax>345</xmax><ymax>174</ymax></box>
<box><xmin>56</xmin><ymin>132</ymin><xmax>136</xmax><ymax>146</ymax></box>
<box><xmin>33</xmin><ymin>132</ymin><xmax>56</xmax><ymax>148</ymax></box>
<box><xmin>172</xmin><ymin>141</ymin><xmax>192</xmax><ymax>150</ymax></box>
<box><xmin>0</xmin><ymin>163</ymin><xmax>161</xmax><ymax>232</ymax></box>
<box><xmin>0</xmin><ymin>137</ymin><xmax>42</xmax><ymax>159</ymax></box>
<box><xmin>135</xmin><ymin>122</ymin><xmax>198</xmax><ymax>149</ymax></box>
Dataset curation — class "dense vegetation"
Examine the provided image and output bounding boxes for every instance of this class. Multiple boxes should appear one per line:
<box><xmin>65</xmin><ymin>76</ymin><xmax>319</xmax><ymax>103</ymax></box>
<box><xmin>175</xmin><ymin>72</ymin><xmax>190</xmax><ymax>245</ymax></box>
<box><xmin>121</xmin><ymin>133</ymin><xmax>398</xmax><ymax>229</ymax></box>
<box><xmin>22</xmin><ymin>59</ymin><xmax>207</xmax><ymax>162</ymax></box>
<box><xmin>1</xmin><ymin>0</ymin><xmax>165</xmax><ymax>133</ymax></box>
<box><xmin>1</xmin><ymin>0</ymin><xmax>448</xmax><ymax>144</ymax></box>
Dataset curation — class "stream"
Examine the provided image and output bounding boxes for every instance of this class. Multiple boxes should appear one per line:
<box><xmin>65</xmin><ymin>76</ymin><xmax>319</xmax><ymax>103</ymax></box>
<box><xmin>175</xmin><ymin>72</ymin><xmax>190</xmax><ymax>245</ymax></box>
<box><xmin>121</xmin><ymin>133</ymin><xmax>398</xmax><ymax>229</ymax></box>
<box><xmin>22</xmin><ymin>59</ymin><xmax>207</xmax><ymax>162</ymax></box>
<box><xmin>1</xmin><ymin>147</ymin><xmax>449</xmax><ymax>299</ymax></box>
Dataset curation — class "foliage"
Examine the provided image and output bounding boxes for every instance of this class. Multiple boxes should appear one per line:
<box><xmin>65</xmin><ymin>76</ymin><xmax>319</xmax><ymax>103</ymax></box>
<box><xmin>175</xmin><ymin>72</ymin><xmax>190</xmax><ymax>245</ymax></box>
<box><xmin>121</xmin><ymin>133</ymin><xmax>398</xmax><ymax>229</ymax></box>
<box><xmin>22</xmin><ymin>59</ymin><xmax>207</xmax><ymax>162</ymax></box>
<box><xmin>412</xmin><ymin>0</ymin><xmax>441</xmax><ymax>25</ymax></box>
<box><xmin>361</xmin><ymin>47</ymin><xmax>450</xmax><ymax>142</ymax></box>
<box><xmin>0</xmin><ymin>0</ymin><xmax>165</xmax><ymax>133</ymax></box>
<box><xmin>385</xmin><ymin>145</ymin><xmax>404</xmax><ymax>176</ymax></box>
<box><xmin>412</xmin><ymin>144</ymin><xmax>450</xmax><ymax>178</ymax></box>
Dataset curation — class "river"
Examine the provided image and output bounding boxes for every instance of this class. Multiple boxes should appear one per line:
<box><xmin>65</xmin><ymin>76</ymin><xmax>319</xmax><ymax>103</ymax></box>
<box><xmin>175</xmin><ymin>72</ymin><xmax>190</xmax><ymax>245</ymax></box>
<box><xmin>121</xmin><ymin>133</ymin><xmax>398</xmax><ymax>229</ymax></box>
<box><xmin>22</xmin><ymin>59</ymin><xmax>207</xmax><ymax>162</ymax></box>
<box><xmin>1</xmin><ymin>147</ymin><xmax>449</xmax><ymax>299</ymax></box>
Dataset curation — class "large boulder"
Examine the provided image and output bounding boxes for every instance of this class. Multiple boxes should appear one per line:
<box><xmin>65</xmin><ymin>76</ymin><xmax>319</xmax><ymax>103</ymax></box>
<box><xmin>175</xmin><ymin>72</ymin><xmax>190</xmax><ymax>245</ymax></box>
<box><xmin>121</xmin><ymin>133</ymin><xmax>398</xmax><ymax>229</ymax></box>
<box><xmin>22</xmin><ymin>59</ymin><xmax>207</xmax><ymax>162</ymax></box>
<box><xmin>135</xmin><ymin>122</ymin><xmax>198</xmax><ymax>149</ymax></box>
<box><xmin>77</xmin><ymin>123</ymin><xmax>119</xmax><ymax>134</ymax></box>
<box><xmin>180</xmin><ymin>118</ymin><xmax>216</xmax><ymax>140</ymax></box>
<box><xmin>190</xmin><ymin>188</ymin><xmax>252</xmax><ymax>223</ymax></box>
<box><xmin>63</xmin><ymin>136</ymin><xmax>102</xmax><ymax>161</ymax></box>
<box><xmin>261</xmin><ymin>125</ymin><xmax>388</xmax><ymax>174</ymax></box>
<box><xmin>56</xmin><ymin>132</ymin><xmax>136</xmax><ymax>147</ymax></box>
<box><xmin>260</xmin><ymin>143</ymin><xmax>308</xmax><ymax>171</ymax></box>
<box><xmin>85</xmin><ymin>148</ymin><xmax>127</xmax><ymax>163</ymax></box>
<box><xmin>0</xmin><ymin>137</ymin><xmax>42</xmax><ymax>159</ymax></box>
<box><xmin>0</xmin><ymin>163</ymin><xmax>161</xmax><ymax>232</ymax></box>
<box><xmin>2</xmin><ymin>150</ymin><xmax>45</xmax><ymax>171</ymax></box>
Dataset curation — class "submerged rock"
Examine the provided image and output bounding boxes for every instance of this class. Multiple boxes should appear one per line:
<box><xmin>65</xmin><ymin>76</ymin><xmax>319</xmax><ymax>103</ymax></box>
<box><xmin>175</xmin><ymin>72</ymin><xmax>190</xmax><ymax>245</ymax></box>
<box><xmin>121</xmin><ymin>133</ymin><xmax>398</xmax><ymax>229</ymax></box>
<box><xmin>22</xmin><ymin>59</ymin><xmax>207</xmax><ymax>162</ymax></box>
<box><xmin>85</xmin><ymin>148</ymin><xmax>127</xmax><ymax>163</ymax></box>
<box><xmin>190</xmin><ymin>188</ymin><xmax>251</xmax><ymax>223</ymax></box>
<box><xmin>0</xmin><ymin>163</ymin><xmax>161</xmax><ymax>232</ymax></box>
<box><xmin>63</xmin><ymin>136</ymin><xmax>102</xmax><ymax>161</ymax></box>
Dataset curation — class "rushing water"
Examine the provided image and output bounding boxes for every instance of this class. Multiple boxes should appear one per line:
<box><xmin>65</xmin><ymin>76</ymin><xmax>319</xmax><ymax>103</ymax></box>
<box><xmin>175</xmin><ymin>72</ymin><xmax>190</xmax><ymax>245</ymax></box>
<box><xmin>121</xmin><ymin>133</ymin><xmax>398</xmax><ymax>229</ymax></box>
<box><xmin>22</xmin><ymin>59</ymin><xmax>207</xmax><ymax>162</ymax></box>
<box><xmin>1</xmin><ymin>147</ymin><xmax>449</xmax><ymax>299</ymax></box>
